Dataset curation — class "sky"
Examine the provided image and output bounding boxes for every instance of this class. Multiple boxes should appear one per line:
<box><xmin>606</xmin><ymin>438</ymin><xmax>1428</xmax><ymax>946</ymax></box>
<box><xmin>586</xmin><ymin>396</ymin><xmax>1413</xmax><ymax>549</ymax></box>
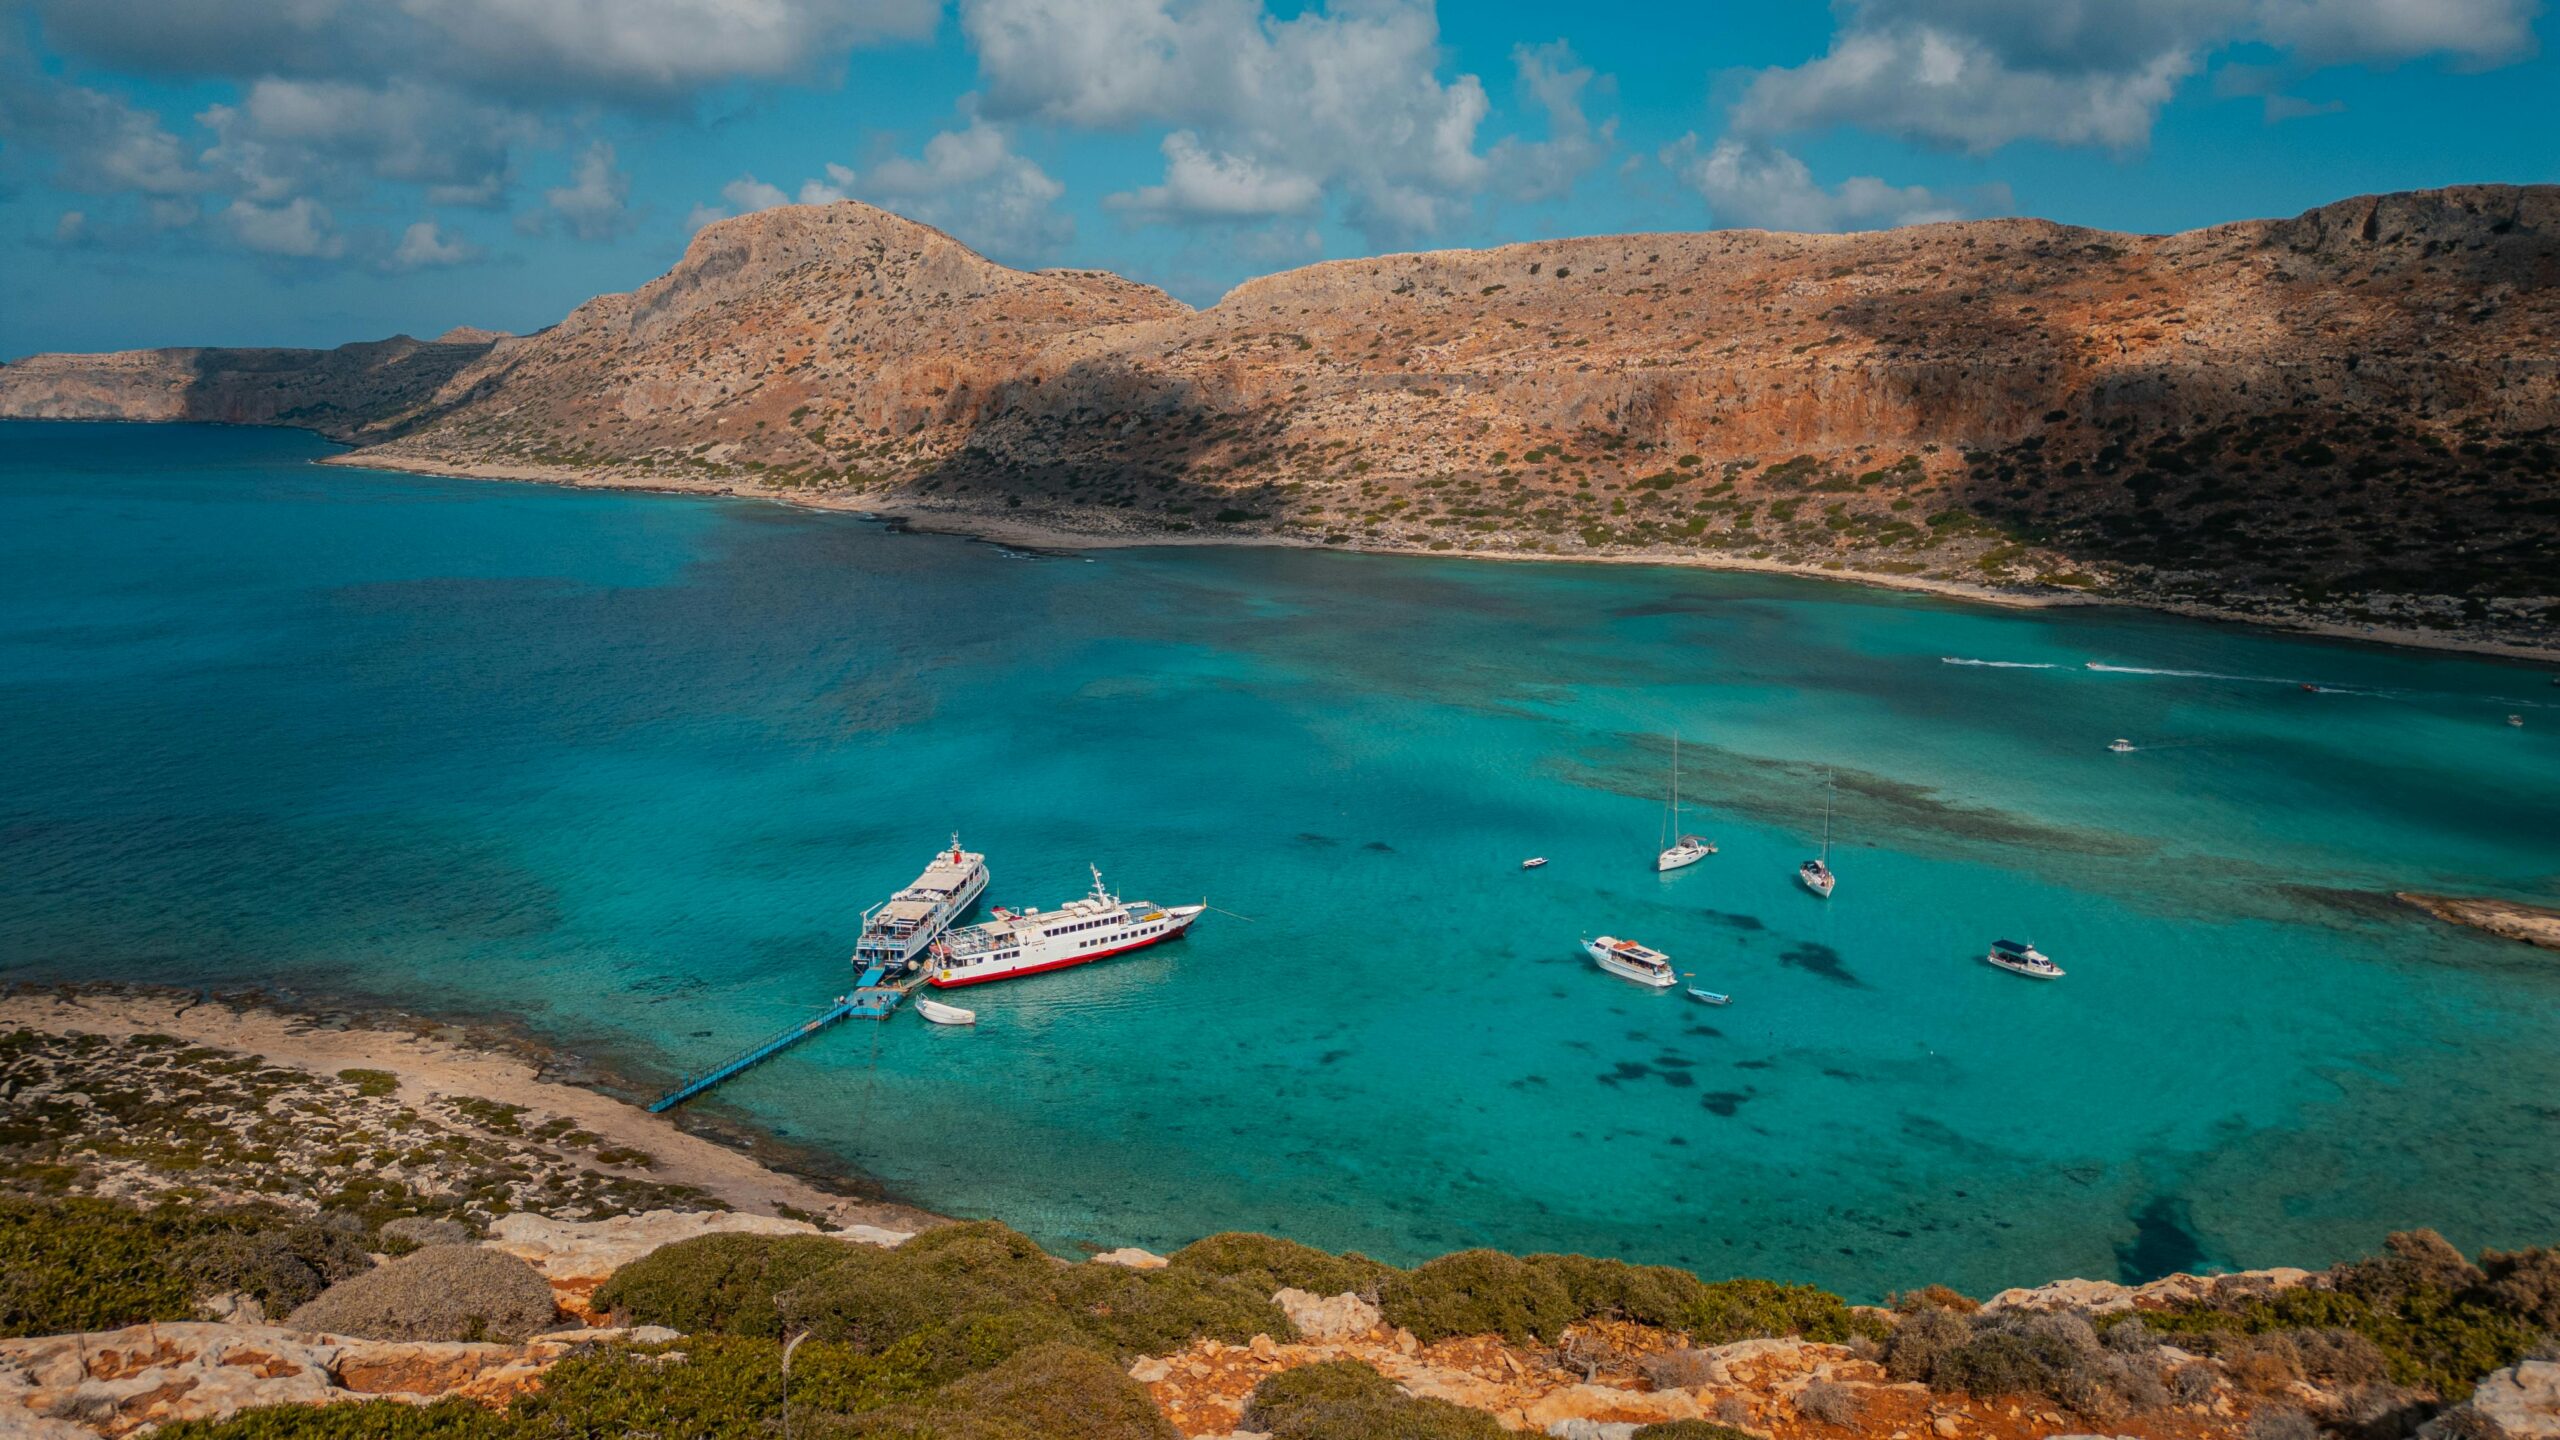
<box><xmin>2</xmin><ymin>0</ymin><xmax>2555</xmax><ymax>356</ymax></box>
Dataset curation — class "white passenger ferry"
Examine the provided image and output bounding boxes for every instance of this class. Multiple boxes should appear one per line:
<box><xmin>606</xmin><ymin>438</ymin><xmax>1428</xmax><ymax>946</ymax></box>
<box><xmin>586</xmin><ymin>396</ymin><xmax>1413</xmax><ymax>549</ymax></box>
<box><xmin>928</xmin><ymin>866</ymin><xmax>1203</xmax><ymax>988</ymax></box>
<box><xmin>854</xmin><ymin>836</ymin><xmax>989</xmax><ymax>973</ymax></box>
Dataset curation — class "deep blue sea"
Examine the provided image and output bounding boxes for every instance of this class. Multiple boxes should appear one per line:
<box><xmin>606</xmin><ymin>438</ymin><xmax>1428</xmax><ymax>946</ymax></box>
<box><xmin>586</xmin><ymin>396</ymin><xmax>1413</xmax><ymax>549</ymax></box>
<box><xmin>5</xmin><ymin>421</ymin><xmax>2557</xmax><ymax>1300</ymax></box>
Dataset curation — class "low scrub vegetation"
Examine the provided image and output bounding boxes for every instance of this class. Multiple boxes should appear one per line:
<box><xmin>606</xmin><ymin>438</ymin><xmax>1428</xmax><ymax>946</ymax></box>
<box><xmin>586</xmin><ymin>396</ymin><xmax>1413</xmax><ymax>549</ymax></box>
<box><xmin>2130</xmin><ymin>1230</ymin><xmax>2559</xmax><ymax>1400</ymax></box>
<box><xmin>1379</xmin><ymin>1249</ymin><xmax>1875</xmax><ymax>1346</ymax></box>
<box><xmin>287</xmin><ymin>1244</ymin><xmax>559</xmax><ymax>1343</ymax></box>
<box><xmin>0</xmin><ymin>1195</ymin><xmax>378</xmax><ymax>1336</ymax></box>
<box><xmin>1243</xmin><ymin>1359</ymin><xmax>1508</xmax><ymax>1440</ymax></box>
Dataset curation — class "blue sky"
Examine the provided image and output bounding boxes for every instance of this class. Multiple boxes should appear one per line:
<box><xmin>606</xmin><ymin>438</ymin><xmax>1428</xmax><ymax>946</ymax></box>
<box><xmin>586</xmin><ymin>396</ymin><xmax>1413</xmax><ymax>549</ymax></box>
<box><xmin>3</xmin><ymin>0</ymin><xmax>2555</xmax><ymax>355</ymax></box>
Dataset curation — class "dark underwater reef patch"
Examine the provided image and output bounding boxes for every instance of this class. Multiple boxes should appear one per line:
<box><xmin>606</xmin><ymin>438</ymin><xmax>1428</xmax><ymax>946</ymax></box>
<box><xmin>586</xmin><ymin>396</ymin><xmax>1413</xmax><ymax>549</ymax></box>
<box><xmin>1545</xmin><ymin>737</ymin><xmax>2147</xmax><ymax>858</ymax></box>
<box><xmin>1778</xmin><ymin>941</ymin><xmax>1867</xmax><ymax>989</ymax></box>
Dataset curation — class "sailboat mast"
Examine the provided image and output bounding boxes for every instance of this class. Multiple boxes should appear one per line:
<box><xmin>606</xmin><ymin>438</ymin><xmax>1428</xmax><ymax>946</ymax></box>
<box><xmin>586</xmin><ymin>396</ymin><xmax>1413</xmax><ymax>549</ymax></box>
<box><xmin>1819</xmin><ymin>769</ymin><xmax>1834</xmax><ymax>860</ymax></box>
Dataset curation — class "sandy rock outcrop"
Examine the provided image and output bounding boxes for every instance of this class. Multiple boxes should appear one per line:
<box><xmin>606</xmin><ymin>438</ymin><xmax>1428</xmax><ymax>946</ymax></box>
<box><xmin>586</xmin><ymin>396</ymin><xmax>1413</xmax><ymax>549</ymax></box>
<box><xmin>1980</xmin><ymin>1268</ymin><xmax>2317</xmax><ymax>1315</ymax></box>
<box><xmin>0</xmin><ymin>1321</ymin><xmax>638</xmax><ymax>1437</ymax></box>
<box><xmin>2421</xmin><ymin>1360</ymin><xmax>2560</xmax><ymax>1438</ymax></box>
<box><xmin>483</xmin><ymin>1207</ymin><xmax>910</xmax><ymax>1318</ymax></box>
<box><xmin>1272</xmin><ymin>1288</ymin><xmax>1384</xmax><ymax>1342</ymax></box>
<box><xmin>1095</xmin><ymin>1247</ymin><xmax>1171</xmax><ymax>1269</ymax></box>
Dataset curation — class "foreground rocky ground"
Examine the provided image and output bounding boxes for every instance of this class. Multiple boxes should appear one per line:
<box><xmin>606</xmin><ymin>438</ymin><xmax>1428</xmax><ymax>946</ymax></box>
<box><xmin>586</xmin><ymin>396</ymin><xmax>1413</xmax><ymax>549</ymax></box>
<box><xmin>7</xmin><ymin>186</ymin><xmax>2555</xmax><ymax>655</ymax></box>
<box><xmin>3</xmin><ymin>992</ymin><xmax>2555</xmax><ymax>1439</ymax></box>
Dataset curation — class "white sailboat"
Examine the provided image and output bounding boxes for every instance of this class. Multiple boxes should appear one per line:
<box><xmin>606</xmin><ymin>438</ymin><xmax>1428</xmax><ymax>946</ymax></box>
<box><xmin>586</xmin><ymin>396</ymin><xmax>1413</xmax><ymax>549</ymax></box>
<box><xmin>1798</xmin><ymin>769</ymin><xmax>1837</xmax><ymax>898</ymax></box>
<box><xmin>1656</xmin><ymin>735</ymin><xmax>1715</xmax><ymax>872</ymax></box>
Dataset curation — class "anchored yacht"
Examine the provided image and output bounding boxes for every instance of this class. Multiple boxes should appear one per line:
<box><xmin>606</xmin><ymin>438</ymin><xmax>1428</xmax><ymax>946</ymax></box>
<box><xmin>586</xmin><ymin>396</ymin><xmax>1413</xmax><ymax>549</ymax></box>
<box><xmin>1583</xmin><ymin>935</ymin><xmax>1678</xmax><ymax>988</ymax></box>
<box><xmin>928</xmin><ymin>866</ymin><xmax>1203</xmax><ymax>988</ymax></box>
<box><xmin>854</xmin><ymin>835</ymin><xmax>988</xmax><ymax>973</ymax></box>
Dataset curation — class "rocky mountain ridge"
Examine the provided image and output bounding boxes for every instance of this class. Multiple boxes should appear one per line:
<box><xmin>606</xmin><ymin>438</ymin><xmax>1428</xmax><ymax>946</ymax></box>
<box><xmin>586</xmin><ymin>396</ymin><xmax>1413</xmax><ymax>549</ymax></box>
<box><xmin>6</xmin><ymin>187</ymin><xmax>2555</xmax><ymax>648</ymax></box>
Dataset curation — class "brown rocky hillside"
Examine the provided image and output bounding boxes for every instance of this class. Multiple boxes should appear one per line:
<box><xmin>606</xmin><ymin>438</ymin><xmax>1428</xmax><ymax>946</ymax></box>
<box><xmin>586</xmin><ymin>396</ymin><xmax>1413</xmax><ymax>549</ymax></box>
<box><xmin>0</xmin><ymin>334</ymin><xmax>494</xmax><ymax>441</ymax></box>
<box><xmin>8</xmin><ymin>188</ymin><xmax>2555</xmax><ymax>644</ymax></box>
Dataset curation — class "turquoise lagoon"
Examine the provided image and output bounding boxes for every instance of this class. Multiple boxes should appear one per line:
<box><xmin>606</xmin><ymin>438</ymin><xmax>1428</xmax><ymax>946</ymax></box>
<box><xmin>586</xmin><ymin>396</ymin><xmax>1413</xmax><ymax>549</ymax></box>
<box><xmin>3</xmin><ymin>420</ymin><xmax>2556</xmax><ymax>1300</ymax></box>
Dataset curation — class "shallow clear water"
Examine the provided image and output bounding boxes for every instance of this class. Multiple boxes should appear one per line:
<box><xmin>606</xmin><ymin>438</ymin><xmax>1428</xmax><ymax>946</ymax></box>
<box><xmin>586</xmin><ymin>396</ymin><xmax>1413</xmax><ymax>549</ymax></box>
<box><xmin>5</xmin><ymin>421</ymin><xmax>2557</xmax><ymax>1299</ymax></box>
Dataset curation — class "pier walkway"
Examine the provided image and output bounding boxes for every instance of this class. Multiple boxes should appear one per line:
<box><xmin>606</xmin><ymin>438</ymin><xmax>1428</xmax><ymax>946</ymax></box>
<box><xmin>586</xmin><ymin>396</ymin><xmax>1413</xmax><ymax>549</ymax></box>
<box><xmin>646</xmin><ymin>965</ymin><xmax>926</xmax><ymax>1112</ymax></box>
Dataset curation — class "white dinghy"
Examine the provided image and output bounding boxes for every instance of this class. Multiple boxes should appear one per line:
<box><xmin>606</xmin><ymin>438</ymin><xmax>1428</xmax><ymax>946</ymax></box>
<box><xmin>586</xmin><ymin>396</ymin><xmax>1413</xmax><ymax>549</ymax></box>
<box><xmin>915</xmin><ymin>998</ymin><xmax>978</xmax><ymax>1026</ymax></box>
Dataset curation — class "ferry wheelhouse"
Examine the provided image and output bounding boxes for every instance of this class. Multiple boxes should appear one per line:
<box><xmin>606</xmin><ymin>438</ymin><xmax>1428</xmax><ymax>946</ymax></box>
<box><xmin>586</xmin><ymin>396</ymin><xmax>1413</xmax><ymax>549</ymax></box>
<box><xmin>928</xmin><ymin>866</ymin><xmax>1203</xmax><ymax>988</ymax></box>
<box><xmin>854</xmin><ymin>836</ymin><xmax>989</xmax><ymax>973</ymax></box>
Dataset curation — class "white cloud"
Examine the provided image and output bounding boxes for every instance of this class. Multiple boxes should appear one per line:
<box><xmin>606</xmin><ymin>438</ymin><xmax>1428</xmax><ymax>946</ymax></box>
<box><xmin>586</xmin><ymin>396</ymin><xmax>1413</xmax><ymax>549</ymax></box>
<box><xmin>1106</xmin><ymin>131</ymin><xmax>1323</xmax><ymax>222</ymax></box>
<box><xmin>1733</xmin><ymin>0</ymin><xmax>2539</xmax><ymax>154</ymax></box>
<box><xmin>1733</xmin><ymin>23</ymin><xmax>2198</xmax><ymax>154</ymax></box>
<box><xmin>198</xmin><ymin>79</ymin><xmax>534</xmax><ymax>209</ymax></box>
<box><xmin>721</xmin><ymin>175</ymin><xmax>794</xmax><ymax>213</ymax></box>
<box><xmin>543</xmin><ymin>142</ymin><xmax>634</xmax><ymax>241</ymax></box>
<box><xmin>389</xmin><ymin>218</ymin><xmax>483</xmax><ymax>269</ymax></box>
<box><xmin>0</xmin><ymin>55</ymin><xmax>208</xmax><ymax>197</ymax></box>
<box><xmin>31</xmin><ymin>0</ymin><xmax>945</xmax><ymax>105</ymax></box>
<box><xmin>1659</xmin><ymin>136</ymin><xmax>1991</xmax><ymax>232</ymax></box>
<box><xmin>2255</xmin><ymin>0</ymin><xmax>2539</xmax><ymax>63</ymax></box>
<box><xmin>1487</xmin><ymin>41</ymin><xmax>1614</xmax><ymax>204</ymax></box>
<box><xmin>221</xmin><ymin>195</ymin><xmax>347</xmax><ymax>258</ymax></box>
<box><xmin>858</xmin><ymin>116</ymin><xmax>1073</xmax><ymax>259</ymax></box>
<box><xmin>960</xmin><ymin>0</ymin><xmax>1514</xmax><ymax>242</ymax></box>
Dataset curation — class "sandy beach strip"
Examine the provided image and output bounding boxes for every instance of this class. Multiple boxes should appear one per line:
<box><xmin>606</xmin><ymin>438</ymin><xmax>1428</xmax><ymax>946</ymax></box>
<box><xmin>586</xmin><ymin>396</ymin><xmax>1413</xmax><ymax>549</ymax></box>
<box><xmin>0</xmin><ymin>985</ymin><xmax>941</xmax><ymax>1232</ymax></box>
<box><xmin>318</xmin><ymin>449</ymin><xmax>2560</xmax><ymax>665</ymax></box>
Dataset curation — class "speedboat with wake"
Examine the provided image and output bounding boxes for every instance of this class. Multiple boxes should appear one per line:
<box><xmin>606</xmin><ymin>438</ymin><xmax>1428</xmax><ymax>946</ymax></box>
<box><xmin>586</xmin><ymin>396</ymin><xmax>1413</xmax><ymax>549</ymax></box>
<box><xmin>1984</xmin><ymin>939</ymin><xmax>2064</xmax><ymax>979</ymax></box>
<box><xmin>1583</xmin><ymin>935</ymin><xmax>1678</xmax><ymax>987</ymax></box>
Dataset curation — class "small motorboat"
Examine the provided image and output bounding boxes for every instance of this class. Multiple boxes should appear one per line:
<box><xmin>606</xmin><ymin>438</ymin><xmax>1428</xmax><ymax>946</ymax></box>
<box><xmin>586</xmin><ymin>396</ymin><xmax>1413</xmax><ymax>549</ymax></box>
<box><xmin>915</xmin><ymin>998</ymin><xmax>977</xmax><ymax>1026</ymax></box>
<box><xmin>1686</xmin><ymin>986</ymin><xmax>1732</xmax><ymax>1006</ymax></box>
<box><xmin>2299</xmin><ymin>683</ymin><xmax>2319</xmax><ymax>693</ymax></box>
<box><xmin>1521</xmin><ymin>857</ymin><xmax>1549</xmax><ymax>869</ymax></box>
<box><xmin>1984</xmin><ymin>939</ymin><xmax>2064</xmax><ymax>980</ymax></box>
<box><xmin>2107</xmin><ymin>738</ymin><xmax>2136</xmax><ymax>754</ymax></box>
<box><xmin>1583</xmin><ymin>935</ymin><xmax>1678</xmax><ymax>988</ymax></box>
<box><xmin>2509</xmin><ymin>715</ymin><xmax>2526</xmax><ymax>727</ymax></box>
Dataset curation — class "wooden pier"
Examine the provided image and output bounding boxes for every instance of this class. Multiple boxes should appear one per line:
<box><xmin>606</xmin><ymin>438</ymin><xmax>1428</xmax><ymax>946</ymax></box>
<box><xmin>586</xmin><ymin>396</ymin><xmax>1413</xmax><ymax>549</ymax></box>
<box><xmin>646</xmin><ymin>964</ymin><xmax>927</xmax><ymax>1113</ymax></box>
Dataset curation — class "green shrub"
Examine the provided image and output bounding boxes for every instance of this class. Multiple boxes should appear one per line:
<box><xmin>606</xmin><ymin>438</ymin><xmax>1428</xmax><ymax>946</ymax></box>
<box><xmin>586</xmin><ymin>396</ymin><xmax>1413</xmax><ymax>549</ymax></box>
<box><xmin>1</xmin><ymin>1195</ymin><xmax>206</xmax><ymax>1335</ymax></box>
<box><xmin>1684</xmin><ymin>1277</ymin><xmax>1876</xmax><ymax>1345</ymax></box>
<box><xmin>2135</xmin><ymin>1231</ymin><xmax>2551</xmax><ymax>1400</ymax></box>
<box><xmin>1528</xmin><ymin>1254</ymin><xmax>1713</xmax><ymax>1331</ymax></box>
<box><xmin>592</xmin><ymin>1231</ymin><xmax>862</xmax><ymax>1337</ymax></box>
<box><xmin>836</xmin><ymin>1341</ymin><xmax>1178</xmax><ymax>1440</ymax></box>
<box><xmin>1381</xmin><ymin>1249</ymin><xmax>1577</xmax><ymax>1343</ymax></box>
<box><xmin>1052</xmin><ymin>1262</ymin><xmax>1294</xmax><ymax>1355</ymax></box>
<box><xmin>336</xmin><ymin>1068</ymin><xmax>399</xmax><ymax>1098</ymax></box>
<box><xmin>1886</xmin><ymin>1309</ymin><xmax>2167</xmax><ymax>1417</ymax></box>
<box><xmin>774</xmin><ymin>1220</ymin><xmax>1294</xmax><ymax>1373</ymax></box>
<box><xmin>1242</xmin><ymin>1359</ymin><xmax>1507</xmax><ymax>1440</ymax></box>
<box><xmin>2481</xmin><ymin>1246</ymin><xmax>2560</xmax><ymax>1333</ymax></box>
<box><xmin>181</xmin><ymin>1214</ymin><xmax>376</xmax><ymax>1313</ymax></box>
<box><xmin>152</xmin><ymin>1398</ymin><xmax>514</xmax><ymax>1439</ymax></box>
<box><xmin>1166</xmin><ymin>1232</ymin><xmax>1397</xmax><ymax>1299</ymax></box>
<box><xmin>288</xmin><ymin>1245</ymin><xmax>559</xmax><ymax>1342</ymax></box>
<box><xmin>518</xmin><ymin>1336</ymin><xmax>931</xmax><ymax>1438</ymax></box>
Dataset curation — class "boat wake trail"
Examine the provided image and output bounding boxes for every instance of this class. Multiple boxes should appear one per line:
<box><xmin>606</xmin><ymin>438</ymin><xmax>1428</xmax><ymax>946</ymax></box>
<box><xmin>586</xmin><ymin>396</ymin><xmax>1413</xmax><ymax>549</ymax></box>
<box><xmin>1941</xmin><ymin>657</ymin><xmax>2058</xmax><ymax>669</ymax></box>
<box><xmin>2082</xmin><ymin>662</ymin><xmax>2303</xmax><ymax>684</ymax></box>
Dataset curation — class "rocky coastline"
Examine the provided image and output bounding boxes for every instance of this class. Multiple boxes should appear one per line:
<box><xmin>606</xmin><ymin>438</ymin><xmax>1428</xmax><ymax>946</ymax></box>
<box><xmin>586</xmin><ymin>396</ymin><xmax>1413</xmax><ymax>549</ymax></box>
<box><xmin>5</xmin><ymin>985</ymin><xmax>2556</xmax><ymax>1439</ymax></box>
